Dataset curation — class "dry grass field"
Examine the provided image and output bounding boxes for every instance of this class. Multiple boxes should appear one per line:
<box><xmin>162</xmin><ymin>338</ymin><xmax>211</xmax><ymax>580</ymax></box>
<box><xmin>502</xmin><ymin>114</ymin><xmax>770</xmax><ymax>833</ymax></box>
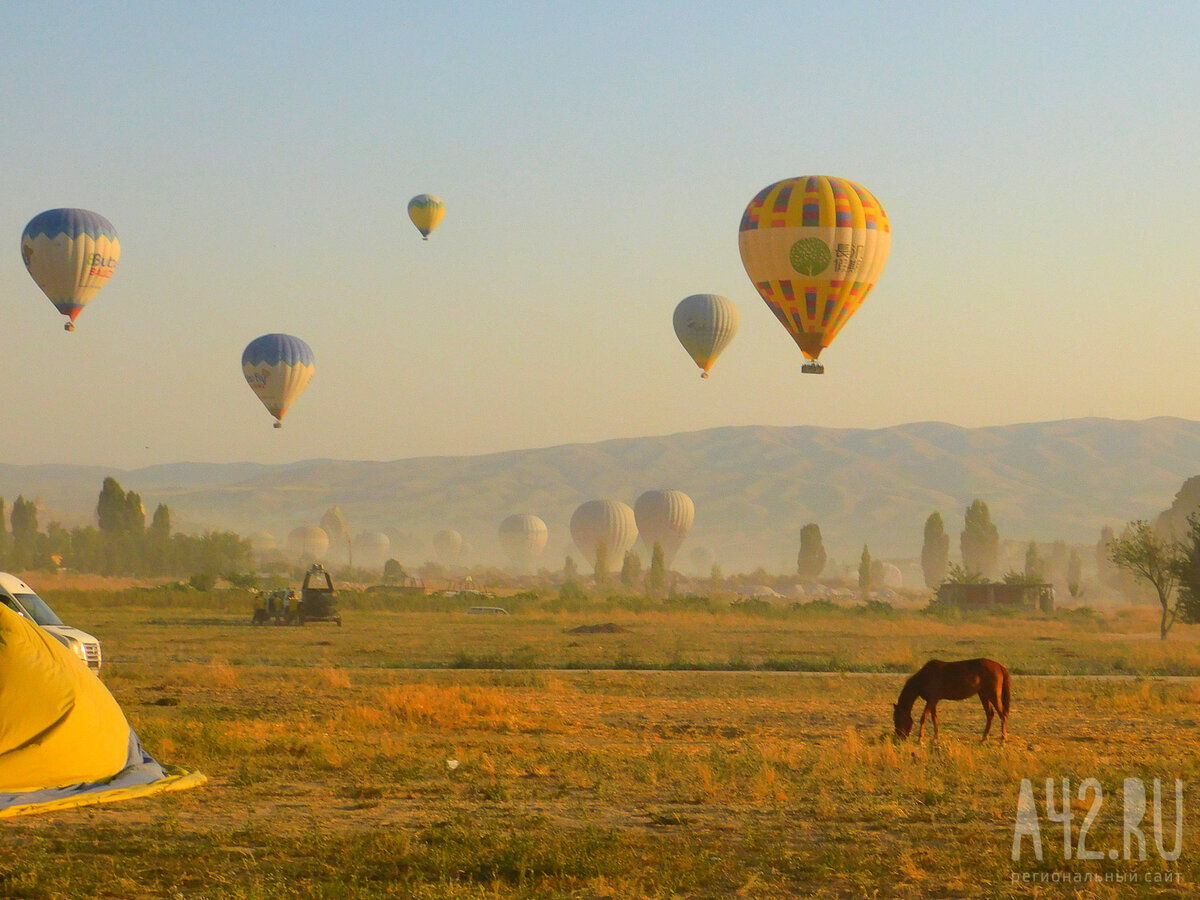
<box><xmin>3</xmin><ymin>589</ymin><xmax>1199</xmax><ymax>898</ymax></box>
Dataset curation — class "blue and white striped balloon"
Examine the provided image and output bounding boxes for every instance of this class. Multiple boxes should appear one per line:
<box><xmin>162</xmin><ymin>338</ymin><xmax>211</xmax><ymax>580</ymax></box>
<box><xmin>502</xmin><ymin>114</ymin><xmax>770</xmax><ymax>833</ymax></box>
<box><xmin>242</xmin><ymin>334</ymin><xmax>315</xmax><ymax>428</ymax></box>
<box><xmin>21</xmin><ymin>208</ymin><xmax>120</xmax><ymax>331</ymax></box>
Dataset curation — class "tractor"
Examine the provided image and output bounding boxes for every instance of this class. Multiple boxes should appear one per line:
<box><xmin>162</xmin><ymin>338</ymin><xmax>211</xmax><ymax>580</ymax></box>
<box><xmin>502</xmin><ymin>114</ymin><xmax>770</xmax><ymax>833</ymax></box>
<box><xmin>251</xmin><ymin>563</ymin><xmax>341</xmax><ymax>626</ymax></box>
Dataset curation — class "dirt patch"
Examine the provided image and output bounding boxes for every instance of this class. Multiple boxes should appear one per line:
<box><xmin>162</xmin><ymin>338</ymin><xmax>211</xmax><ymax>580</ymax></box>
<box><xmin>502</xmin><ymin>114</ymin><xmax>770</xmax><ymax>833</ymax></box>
<box><xmin>566</xmin><ymin>622</ymin><xmax>629</xmax><ymax>634</ymax></box>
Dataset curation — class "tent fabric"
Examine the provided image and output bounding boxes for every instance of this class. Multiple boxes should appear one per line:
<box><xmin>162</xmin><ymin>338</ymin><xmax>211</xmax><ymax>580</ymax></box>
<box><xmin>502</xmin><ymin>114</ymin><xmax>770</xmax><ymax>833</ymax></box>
<box><xmin>0</xmin><ymin>604</ymin><xmax>205</xmax><ymax>817</ymax></box>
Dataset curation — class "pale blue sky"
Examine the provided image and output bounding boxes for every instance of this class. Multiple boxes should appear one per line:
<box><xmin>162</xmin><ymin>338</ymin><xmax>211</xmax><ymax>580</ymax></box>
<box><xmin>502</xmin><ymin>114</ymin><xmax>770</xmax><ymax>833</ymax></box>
<box><xmin>2</xmin><ymin>2</ymin><xmax>1199</xmax><ymax>467</ymax></box>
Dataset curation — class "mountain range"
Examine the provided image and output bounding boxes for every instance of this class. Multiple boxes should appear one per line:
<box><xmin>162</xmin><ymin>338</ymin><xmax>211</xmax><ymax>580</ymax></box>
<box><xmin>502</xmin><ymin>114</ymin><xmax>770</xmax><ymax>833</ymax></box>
<box><xmin>1</xmin><ymin>417</ymin><xmax>1197</xmax><ymax>574</ymax></box>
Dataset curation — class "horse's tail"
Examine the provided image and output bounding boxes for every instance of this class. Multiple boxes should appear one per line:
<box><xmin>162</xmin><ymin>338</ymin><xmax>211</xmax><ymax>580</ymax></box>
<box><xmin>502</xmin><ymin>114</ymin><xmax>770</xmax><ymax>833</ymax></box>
<box><xmin>1000</xmin><ymin>666</ymin><xmax>1011</xmax><ymax>718</ymax></box>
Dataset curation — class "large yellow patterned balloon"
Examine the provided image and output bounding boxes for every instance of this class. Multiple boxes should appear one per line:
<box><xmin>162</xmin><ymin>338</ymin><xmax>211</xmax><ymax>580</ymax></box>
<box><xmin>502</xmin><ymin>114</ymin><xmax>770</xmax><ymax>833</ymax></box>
<box><xmin>738</xmin><ymin>176</ymin><xmax>890</xmax><ymax>369</ymax></box>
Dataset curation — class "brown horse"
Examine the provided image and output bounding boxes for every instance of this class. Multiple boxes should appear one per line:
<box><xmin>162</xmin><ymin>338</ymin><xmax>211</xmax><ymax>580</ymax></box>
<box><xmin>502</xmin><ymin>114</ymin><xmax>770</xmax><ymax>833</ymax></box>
<box><xmin>893</xmin><ymin>658</ymin><xmax>1010</xmax><ymax>742</ymax></box>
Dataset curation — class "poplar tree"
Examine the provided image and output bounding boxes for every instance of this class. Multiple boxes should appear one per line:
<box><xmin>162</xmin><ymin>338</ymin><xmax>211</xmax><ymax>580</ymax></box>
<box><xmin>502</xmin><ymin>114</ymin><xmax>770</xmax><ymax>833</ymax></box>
<box><xmin>1067</xmin><ymin>548</ymin><xmax>1083</xmax><ymax>598</ymax></box>
<box><xmin>620</xmin><ymin>550</ymin><xmax>643</xmax><ymax>588</ymax></box>
<box><xmin>96</xmin><ymin>477</ymin><xmax>128</xmax><ymax>535</ymax></box>
<box><xmin>921</xmin><ymin>512</ymin><xmax>950</xmax><ymax>588</ymax></box>
<box><xmin>646</xmin><ymin>542</ymin><xmax>667</xmax><ymax>596</ymax></box>
<box><xmin>796</xmin><ymin>523</ymin><xmax>827</xmax><ymax>581</ymax></box>
<box><xmin>858</xmin><ymin>545</ymin><xmax>872</xmax><ymax>592</ymax></box>
<box><xmin>961</xmin><ymin>500</ymin><xmax>1000</xmax><ymax>579</ymax></box>
<box><xmin>593</xmin><ymin>542</ymin><xmax>609</xmax><ymax>581</ymax></box>
<box><xmin>1024</xmin><ymin>541</ymin><xmax>1044</xmax><ymax>581</ymax></box>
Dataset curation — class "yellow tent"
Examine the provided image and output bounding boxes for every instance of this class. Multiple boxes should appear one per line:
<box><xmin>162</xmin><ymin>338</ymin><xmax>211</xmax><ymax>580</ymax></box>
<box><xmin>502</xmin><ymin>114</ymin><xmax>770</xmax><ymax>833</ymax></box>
<box><xmin>0</xmin><ymin>604</ymin><xmax>204</xmax><ymax>817</ymax></box>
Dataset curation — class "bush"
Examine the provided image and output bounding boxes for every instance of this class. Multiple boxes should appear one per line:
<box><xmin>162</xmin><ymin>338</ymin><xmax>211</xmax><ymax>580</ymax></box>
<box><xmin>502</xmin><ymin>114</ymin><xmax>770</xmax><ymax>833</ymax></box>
<box><xmin>729</xmin><ymin>597</ymin><xmax>775</xmax><ymax>617</ymax></box>
<box><xmin>188</xmin><ymin>572</ymin><xmax>216</xmax><ymax>591</ymax></box>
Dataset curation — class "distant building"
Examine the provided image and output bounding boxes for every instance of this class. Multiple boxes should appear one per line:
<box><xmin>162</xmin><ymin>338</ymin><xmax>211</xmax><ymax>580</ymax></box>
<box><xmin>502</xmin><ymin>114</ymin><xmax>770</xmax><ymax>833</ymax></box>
<box><xmin>936</xmin><ymin>582</ymin><xmax>1054</xmax><ymax>613</ymax></box>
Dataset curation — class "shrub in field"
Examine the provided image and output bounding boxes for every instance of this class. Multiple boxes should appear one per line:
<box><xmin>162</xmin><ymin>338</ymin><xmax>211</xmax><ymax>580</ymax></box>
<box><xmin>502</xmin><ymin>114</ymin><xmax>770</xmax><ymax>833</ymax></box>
<box><xmin>790</xmin><ymin>598</ymin><xmax>841</xmax><ymax>615</ymax></box>
<box><xmin>662</xmin><ymin>594</ymin><xmax>719</xmax><ymax>614</ymax></box>
<box><xmin>729</xmin><ymin>597</ymin><xmax>776</xmax><ymax>617</ymax></box>
<box><xmin>854</xmin><ymin>598</ymin><xmax>896</xmax><ymax>617</ymax></box>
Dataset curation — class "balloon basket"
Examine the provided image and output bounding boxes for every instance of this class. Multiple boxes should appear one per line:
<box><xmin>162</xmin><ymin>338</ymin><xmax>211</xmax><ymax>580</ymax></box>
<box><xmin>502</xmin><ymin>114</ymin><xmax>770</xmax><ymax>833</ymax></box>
<box><xmin>801</xmin><ymin>362</ymin><xmax>825</xmax><ymax>375</ymax></box>
<box><xmin>273</xmin><ymin>421</ymin><xmax>283</xmax><ymax>429</ymax></box>
<box><xmin>64</xmin><ymin>322</ymin><xmax>75</xmax><ymax>332</ymax></box>
<box><xmin>700</xmin><ymin>372</ymin><xmax>709</xmax><ymax>379</ymax></box>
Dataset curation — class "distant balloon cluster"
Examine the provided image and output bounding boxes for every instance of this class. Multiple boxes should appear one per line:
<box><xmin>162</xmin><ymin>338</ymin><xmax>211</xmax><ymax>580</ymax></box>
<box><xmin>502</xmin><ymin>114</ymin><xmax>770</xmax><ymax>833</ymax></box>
<box><xmin>567</xmin><ymin>491</ymin><xmax>694</xmax><ymax>573</ymax></box>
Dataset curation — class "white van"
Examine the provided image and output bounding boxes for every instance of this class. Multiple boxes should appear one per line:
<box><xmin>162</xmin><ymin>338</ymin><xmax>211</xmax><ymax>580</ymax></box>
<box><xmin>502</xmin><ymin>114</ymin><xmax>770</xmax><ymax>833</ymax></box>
<box><xmin>0</xmin><ymin>572</ymin><xmax>103</xmax><ymax>670</ymax></box>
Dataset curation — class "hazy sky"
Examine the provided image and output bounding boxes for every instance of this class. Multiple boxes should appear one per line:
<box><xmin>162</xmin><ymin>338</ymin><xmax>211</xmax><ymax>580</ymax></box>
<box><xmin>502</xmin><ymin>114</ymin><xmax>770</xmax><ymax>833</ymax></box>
<box><xmin>3</xmin><ymin>2</ymin><xmax>1199</xmax><ymax>469</ymax></box>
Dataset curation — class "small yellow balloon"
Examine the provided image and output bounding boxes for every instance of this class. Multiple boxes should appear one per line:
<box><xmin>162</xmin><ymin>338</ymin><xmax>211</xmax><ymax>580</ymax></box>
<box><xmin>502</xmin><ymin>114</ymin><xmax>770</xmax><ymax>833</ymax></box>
<box><xmin>408</xmin><ymin>194</ymin><xmax>445</xmax><ymax>240</ymax></box>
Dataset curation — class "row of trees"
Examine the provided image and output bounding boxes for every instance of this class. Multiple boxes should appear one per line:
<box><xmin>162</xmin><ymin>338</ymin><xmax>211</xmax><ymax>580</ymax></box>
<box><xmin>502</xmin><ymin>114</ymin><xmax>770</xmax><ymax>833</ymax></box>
<box><xmin>793</xmin><ymin>500</ymin><xmax>1092</xmax><ymax>593</ymax></box>
<box><xmin>0</xmin><ymin>478</ymin><xmax>252</xmax><ymax>578</ymax></box>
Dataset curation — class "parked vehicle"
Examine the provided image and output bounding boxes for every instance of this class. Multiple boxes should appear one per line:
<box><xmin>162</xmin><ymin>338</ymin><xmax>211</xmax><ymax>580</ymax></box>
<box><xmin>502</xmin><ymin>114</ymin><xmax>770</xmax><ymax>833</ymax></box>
<box><xmin>250</xmin><ymin>564</ymin><xmax>341</xmax><ymax>626</ymax></box>
<box><xmin>0</xmin><ymin>572</ymin><xmax>103</xmax><ymax>670</ymax></box>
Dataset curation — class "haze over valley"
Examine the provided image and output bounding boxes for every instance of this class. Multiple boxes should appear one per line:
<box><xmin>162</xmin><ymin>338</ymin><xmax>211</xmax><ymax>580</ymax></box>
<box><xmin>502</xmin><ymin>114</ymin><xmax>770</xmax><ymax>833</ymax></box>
<box><xmin>3</xmin><ymin>416</ymin><xmax>1195</xmax><ymax>574</ymax></box>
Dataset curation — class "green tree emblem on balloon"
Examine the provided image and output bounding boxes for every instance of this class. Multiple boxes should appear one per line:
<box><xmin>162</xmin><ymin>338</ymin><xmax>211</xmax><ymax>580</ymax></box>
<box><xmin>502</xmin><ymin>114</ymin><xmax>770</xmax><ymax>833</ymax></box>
<box><xmin>790</xmin><ymin>238</ymin><xmax>832</xmax><ymax>276</ymax></box>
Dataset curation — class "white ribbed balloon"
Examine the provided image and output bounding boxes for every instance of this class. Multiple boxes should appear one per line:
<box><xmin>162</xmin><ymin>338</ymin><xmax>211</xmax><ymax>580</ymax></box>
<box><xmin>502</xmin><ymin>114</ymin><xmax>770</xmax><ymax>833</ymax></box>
<box><xmin>673</xmin><ymin>294</ymin><xmax>738</xmax><ymax>378</ymax></box>
<box><xmin>570</xmin><ymin>500</ymin><xmax>638</xmax><ymax>573</ymax></box>
<box><xmin>634</xmin><ymin>490</ymin><xmax>695</xmax><ymax>568</ymax></box>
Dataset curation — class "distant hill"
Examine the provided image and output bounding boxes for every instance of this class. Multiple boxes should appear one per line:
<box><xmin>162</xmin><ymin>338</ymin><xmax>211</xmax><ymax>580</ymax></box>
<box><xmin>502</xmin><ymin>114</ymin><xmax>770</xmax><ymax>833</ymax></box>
<box><xmin>2</xmin><ymin>417</ymin><xmax>1198</xmax><ymax>574</ymax></box>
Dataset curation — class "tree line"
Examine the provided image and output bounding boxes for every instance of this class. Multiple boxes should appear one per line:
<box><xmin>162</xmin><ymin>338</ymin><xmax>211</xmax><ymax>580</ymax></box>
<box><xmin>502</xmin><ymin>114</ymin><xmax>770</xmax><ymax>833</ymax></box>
<box><xmin>0</xmin><ymin>477</ymin><xmax>251</xmax><ymax>578</ymax></box>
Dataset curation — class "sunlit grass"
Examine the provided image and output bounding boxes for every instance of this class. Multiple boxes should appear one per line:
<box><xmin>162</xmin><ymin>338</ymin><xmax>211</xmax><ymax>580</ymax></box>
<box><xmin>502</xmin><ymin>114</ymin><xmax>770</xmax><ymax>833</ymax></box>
<box><xmin>4</xmin><ymin>596</ymin><xmax>1199</xmax><ymax>896</ymax></box>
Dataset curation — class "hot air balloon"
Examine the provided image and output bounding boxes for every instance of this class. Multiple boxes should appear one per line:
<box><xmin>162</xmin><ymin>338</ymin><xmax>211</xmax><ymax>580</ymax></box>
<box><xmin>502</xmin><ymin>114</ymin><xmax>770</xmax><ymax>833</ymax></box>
<box><xmin>570</xmin><ymin>500</ymin><xmax>638</xmax><ymax>577</ymax></box>
<box><xmin>353</xmin><ymin>531</ymin><xmax>392</xmax><ymax>570</ymax></box>
<box><xmin>408</xmin><ymin>194</ymin><xmax>445</xmax><ymax>240</ymax></box>
<box><xmin>738</xmin><ymin>176</ymin><xmax>890</xmax><ymax>374</ymax></box>
<box><xmin>673</xmin><ymin>294</ymin><xmax>738</xmax><ymax>378</ymax></box>
<box><xmin>499</xmin><ymin>514</ymin><xmax>549</xmax><ymax>573</ymax></box>
<box><xmin>634</xmin><ymin>490</ymin><xmax>694</xmax><ymax>569</ymax></box>
<box><xmin>288</xmin><ymin>525</ymin><xmax>329</xmax><ymax>561</ymax></box>
<box><xmin>242</xmin><ymin>334</ymin><xmax>315</xmax><ymax>428</ymax></box>
<box><xmin>433</xmin><ymin>529</ymin><xmax>463</xmax><ymax>564</ymax></box>
<box><xmin>21</xmin><ymin>208</ymin><xmax>120</xmax><ymax>331</ymax></box>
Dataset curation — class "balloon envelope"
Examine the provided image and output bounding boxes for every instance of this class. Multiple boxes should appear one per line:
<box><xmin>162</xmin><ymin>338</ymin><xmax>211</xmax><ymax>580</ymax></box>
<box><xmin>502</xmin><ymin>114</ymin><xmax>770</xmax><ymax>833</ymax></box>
<box><xmin>673</xmin><ymin>295</ymin><xmax>738</xmax><ymax>378</ymax></box>
<box><xmin>408</xmin><ymin>194</ymin><xmax>445</xmax><ymax>239</ymax></box>
<box><xmin>570</xmin><ymin>500</ymin><xmax>638</xmax><ymax>574</ymax></box>
<box><xmin>499</xmin><ymin>514</ymin><xmax>549</xmax><ymax>572</ymax></box>
<box><xmin>353</xmin><ymin>531</ymin><xmax>392</xmax><ymax>570</ymax></box>
<box><xmin>738</xmin><ymin>176</ymin><xmax>890</xmax><ymax>362</ymax></box>
<box><xmin>242</xmin><ymin>334</ymin><xmax>315</xmax><ymax>428</ymax></box>
<box><xmin>433</xmin><ymin>529</ymin><xmax>463</xmax><ymax>563</ymax></box>
<box><xmin>634</xmin><ymin>490</ymin><xmax>695</xmax><ymax>569</ymax></box>
<box><xmin>288</xmin><ymin>525</ymin><xmax>329</xmax><ymax>561</ymax></box>
<box><xmin>21</xmin><ymin>208</ymin><xmax>120</xmax><ymax>331</ymax></box>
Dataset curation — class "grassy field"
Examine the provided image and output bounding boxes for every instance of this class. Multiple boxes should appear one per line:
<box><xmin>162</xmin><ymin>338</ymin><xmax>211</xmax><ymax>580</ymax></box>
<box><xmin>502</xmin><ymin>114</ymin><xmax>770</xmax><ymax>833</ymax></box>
<box><xmin>3</xmin><ymin>591</ymin><xmax>1198</xmax><ymax>897</ymax></box>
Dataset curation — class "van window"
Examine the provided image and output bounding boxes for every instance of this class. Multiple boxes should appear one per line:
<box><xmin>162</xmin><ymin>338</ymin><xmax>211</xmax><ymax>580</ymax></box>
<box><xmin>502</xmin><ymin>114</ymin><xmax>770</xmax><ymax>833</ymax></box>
<box><xmin>8</xmin><ymin>592</ymin><xmax>64</xmax><ymax>627</ymax></box>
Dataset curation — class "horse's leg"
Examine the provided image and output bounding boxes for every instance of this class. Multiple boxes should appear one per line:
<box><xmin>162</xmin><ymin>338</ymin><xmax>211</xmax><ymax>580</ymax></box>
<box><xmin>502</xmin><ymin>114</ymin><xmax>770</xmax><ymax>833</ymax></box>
<box><xmin>929</xmin><ymin>703</ymin><xmax>939</xmax><ymax>739</ymax></box>
<box><xmin>980</xmin><ymin>694</ymin><xmax>994</xmax><ymax>742</ymax></box>
<box><xmin>918</xmin><ymin>702</ymin><xmax>930</xmax><ymax>741</ymax></box>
